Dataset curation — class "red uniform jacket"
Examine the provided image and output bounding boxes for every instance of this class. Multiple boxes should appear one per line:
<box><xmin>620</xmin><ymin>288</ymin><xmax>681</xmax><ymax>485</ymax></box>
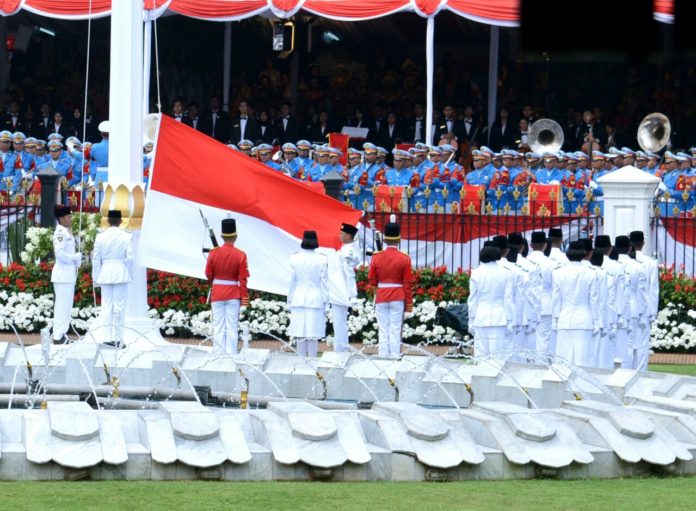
<box><xmin>368</xmin><ymin>246</ymin><xmax>414</xmax><ymax>309</ymax></box>
<box><xmin>204</xmin><ymin>244</ymin><xmax>250</xmax><ymax>305</ymax></box>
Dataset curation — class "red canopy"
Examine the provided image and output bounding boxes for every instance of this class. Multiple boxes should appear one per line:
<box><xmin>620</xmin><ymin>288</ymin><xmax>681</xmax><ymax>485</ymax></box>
<box><xmin>0</xmin><ymin>1</ymin><xmax>675</xmax><ymax>26</ymax></box>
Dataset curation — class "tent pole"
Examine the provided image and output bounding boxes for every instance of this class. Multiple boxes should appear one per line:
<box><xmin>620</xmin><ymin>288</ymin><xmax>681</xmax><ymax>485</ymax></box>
<box><xmin>223</xmin><ymin>22</ymin><xmax>232</xmax><ymax>112</ymax></box>
<box><xmin>425</xmin><ymin>16</ymin><xmax>435</xmax><ymax>146</ymax></box>
<box><xmin>487</xmin><ymin>26</ymin><xmax>499</xmax><ymax>145</ymax></box>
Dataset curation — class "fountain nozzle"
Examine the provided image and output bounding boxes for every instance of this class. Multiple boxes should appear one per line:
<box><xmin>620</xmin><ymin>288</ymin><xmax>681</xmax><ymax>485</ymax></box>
<box><xmin>238</xmin><ymin>369</ymin><xmax>249</xmax><ymax>409</ymax></box>
<box><xmin>171</xmin><ymin>367</ymin><xmax>182</xmax><ymax>386</ymax></box>
<box><xmin>388</xmin><ymin>378</ymin><xmax>400</xmax><ymax>402</ymax></box>
<box><xmin>111</xmin><ymin>376</ymin><xmax>120</xmax><ymax>399</ymax></box>
<box><xmin>26</xmin><ymin>361</ymin><xmax>33</xmax><ymax>380</ymax></box>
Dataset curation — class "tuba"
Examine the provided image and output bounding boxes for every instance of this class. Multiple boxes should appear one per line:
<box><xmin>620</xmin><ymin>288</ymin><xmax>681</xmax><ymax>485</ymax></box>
<box><xmin>529</xmin><ymin>119</ymin><xmax>564</xmax><ymax>154</ymax></box>
<box><xmin>637</xmin><ymin>113</ymin><xmax>671</xmax><ymax>152</ymax></box>
<box><xmin>143</xmin><ymin>113</ymin><xmax>160</xmax><ymax>147</ymax></box>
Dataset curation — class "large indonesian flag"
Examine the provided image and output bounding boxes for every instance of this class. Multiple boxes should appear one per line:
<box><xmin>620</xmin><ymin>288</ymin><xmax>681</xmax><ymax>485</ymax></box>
<box><xmin>139</xmin><ymin>116</ymin><xmax>362</xmax><ymax>295</ymax></box>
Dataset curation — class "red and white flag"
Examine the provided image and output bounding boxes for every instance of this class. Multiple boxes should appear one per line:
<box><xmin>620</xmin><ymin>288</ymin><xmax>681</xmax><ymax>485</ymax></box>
<box><xmin>139</xmin><ymin>116</ymin><xmax>361</xmax><ymax>295</ymax></box>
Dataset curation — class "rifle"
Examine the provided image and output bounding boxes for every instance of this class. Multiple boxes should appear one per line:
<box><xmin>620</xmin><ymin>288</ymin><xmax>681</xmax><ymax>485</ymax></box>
<box><xmin>199</xmin><ymin>209</ymin><xmax>219</xmax><ymax>253</ymax></box>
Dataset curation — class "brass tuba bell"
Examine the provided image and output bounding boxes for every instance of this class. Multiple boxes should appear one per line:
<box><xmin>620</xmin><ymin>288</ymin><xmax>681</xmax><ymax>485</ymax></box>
<box><xmin>143</xmin><ymin>113</ymin><xmax>160</xmax><ymax>147</ymax></box>
<box><xmin>637</xmin><ymin>112</ymin><xmax>671</xmax><ymax>152</ymax></box>
<box><xmin>529</xmin><ymin>119</ymin><xmax>564</xmax><ymax>154</ymax></box>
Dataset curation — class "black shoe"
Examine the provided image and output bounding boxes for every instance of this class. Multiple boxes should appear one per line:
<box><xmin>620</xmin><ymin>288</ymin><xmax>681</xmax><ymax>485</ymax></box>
<box><xmin>53</xmin><ymin>335</ymin><xmax>70</xmax><ymax>345</ymax></box>
<box><xmin>103</xmin><ymin>341</ymin><xmax>125</xmax><ymax>349</ymax></box>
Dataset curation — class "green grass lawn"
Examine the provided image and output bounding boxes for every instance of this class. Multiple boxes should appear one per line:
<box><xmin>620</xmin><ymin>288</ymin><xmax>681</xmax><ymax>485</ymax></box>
<box><xmin>1</xmin><ymin>479</ymin><xmax>694</xmax><ymax>511</ymax></box>
<box><xmin>648</xmin><ymin>364</ymin><xmax>696</xmax><ymax>376</ymax></box>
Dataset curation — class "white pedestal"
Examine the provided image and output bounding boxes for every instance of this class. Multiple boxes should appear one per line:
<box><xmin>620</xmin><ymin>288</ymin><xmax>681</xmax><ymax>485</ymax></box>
<box><xmin>596</xmin><ymin>165</ymin><xmax>660</xmax><ymax>246</ymax></box>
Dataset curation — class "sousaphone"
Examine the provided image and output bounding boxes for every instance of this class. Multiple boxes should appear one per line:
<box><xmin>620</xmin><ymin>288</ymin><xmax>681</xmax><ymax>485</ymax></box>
<box><xmin>637</xmin><ymin>113</ymin><xmax>671</xmax><ymax>152</ymax></box>
<box><xmin>529</xmin><ymin>119</ymin><xmax>564</xmax><ymax>154</ymax></box>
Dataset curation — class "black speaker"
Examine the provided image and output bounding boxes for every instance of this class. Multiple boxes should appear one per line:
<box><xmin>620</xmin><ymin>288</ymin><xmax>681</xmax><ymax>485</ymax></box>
<box><xmin>521</xmin><ymin>0</ymin><xmax>656</xmax><ymax>57</ymax></box>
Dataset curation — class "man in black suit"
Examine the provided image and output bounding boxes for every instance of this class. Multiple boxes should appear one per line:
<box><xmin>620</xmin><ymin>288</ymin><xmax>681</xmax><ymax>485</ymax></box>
<box><xmin>185</xmin><ymin>102</ymin><xmax>204</xmax><ymax>131</ymax></box>
<box><xmin>33</xmin><ymin>103</ymin><xmax>53</xmax><ymax>139</ymax></box>
<box><xmin>199</xmin><ymin>96</ymin><xmax>230</xmax><ymax>143</ymax></box>
<box><xmin>230</xmin><ymin>100</ymin><xmax>260</xmax><ymax>145</ymax></box>
<box><xmin>405</xmin><ymin>103</ymin><xmax>426</xmax><ymax>144</ymax></box>
<box><xmin>377</xmin><ymin>112</ymin><xmax>404</xmax><ymax>152</ymax></box>
<box><xmin>432</xmin><ymin>105</ymin><xmax>466</xmax><ymax>145</ymax></box>
<box><xmin>170</xmin><ymin>99</ymin><xmax>191</xmax><ymax>125</ymax></box>
<box><xmin>0</xmin><ymin>101</ymin><xmax>28</xmax><ymax>133</ymax></box>
<box><xmin>274</xmin><ymin>102</ymin><xmax>300</xmax><ymax>144</ymax></box>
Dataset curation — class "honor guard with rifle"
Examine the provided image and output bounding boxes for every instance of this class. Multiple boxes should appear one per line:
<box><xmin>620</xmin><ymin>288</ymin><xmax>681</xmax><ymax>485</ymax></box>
<box><xmin>368</xmin><ymin>220</ymin><xmax>414</xmax><ymax>359</ymax></box>
<box><xmin>205</xmin><ymin>218</ymin><xmax>250</xmax><ymax>355</ymax></box>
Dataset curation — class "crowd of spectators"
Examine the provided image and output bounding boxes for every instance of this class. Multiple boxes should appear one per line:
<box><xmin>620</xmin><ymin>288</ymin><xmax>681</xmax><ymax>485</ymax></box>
<box><xmin>3</xmin><ymin>38</ymin><xmax>696</xmax><ymax>153</ymax></box>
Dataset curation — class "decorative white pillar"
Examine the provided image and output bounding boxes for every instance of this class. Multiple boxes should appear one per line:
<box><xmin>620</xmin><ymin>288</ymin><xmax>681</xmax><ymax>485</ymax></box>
<box><xmin>88</xmin><ymin>0</ymin><xmax>165</xmax><ymax>348</ymax></box>
<box><xmin>487</xmin><ymin>26</ymin><xmax>499</xmax><ymax>145</ymax></box>
<box><xmin>597</xmin><ymin>165</ymin><xmax>660</xmax><ymax>246</ymax></box>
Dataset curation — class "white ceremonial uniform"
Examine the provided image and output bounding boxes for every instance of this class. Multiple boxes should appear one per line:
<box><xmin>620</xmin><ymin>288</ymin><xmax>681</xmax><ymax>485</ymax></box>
<box><xmin>582</xmin><ymin>260</ymin><xmax>611</xmax><ymax>368</ymax></box>
<box><xmin>288</xmin><ymin>249</ymin><xmax>329</xmax><ymax>357</ymax></box>
<box><xmin>551</xmin><ymin>262</ymin><xmax>600</xmax><ymax>367</ymax></box>
<box><xmin>467</xmin><ymin>261</ymin><xmax>515</xmax><ymax>357</ymax></box>
<box><xmin>499</xmin><ymin>258</ymin><xmax>527</xmax><ymax>360</ymax></box>
<box><xmin>51</xmin><ymin>224</ymin><xmax>81</xmax><ymax>341</ymax></box>
<box><xmin>601</xmin><ymin>256</ymin><xmax>627</xmax><ymax>369</ymax></box>
<box><xmin>329</xmin><ymin>241</ymin><xmax>360</xmax><ymax>353</ymax></box>
<box><xmin>617</xmin><ymin>254</ymin><xmax>648</xmax><ymax>368</ymax></box>
<box><xmin>527</xmin><ymin>249</ymin><xmax>560</xmax><ymax>357</ymax></box>
<box><xmin>633</xmin><ymin>250</ymin><xmax>659</xmax><ymax>370</ymax></box>
<box><xmin>92</xmin><ymin>227</ymin><xmax>133</xmax><ymax>345</ymax></box>
<box><xmin>548</xmin><ymin>247</ymin><xmax>569</xmax><ymax>266</ymax></box>
<box><xmin>515</xmin><ymin>255</ymin><xmax>542</xmax><ymax>357</ymax></box>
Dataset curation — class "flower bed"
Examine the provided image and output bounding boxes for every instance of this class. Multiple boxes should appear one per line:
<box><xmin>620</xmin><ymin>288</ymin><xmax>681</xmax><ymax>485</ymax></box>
<box><xmin>2</xmin><ymin>241</ymin><xmax>695</xmax><ymax>351</ymax></box>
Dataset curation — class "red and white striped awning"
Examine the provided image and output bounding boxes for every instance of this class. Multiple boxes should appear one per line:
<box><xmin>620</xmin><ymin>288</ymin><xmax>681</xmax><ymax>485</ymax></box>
<box><xmin>0</xmin><ymin>1</ymin><xmax>675</xmax><ymax>26</ymax></box>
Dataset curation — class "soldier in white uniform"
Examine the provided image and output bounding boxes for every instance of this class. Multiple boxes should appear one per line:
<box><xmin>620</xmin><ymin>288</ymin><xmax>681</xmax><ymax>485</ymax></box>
<box><xmin>527</xmin><ymin>231</ymin><xmax>560</xmax><ymax>358</ymax></box>
<box><xmin>576</xmin><ymin>239</ymin><xmax>611</xmax><ymax>368</ymax></box>
<box><xmin>467</xmin><ymin>246</ymin><xmax>515</xmax><ymax>357</ymax></box>
<box><xmin>507</xmin><ymin>232</ymin><xmax>542</xmax><ymax>357</ymax></box>
<box><xmin>92</xmin><ymin>210</ymin><xmax>133</xmax><ymax>348</ymax></box>
<box><xmin>630</xmin><ymin>231</ymin><xmax>658</xmax><ymax>370</ymax></box>
<box><xmin>552</xmin><ymin>245</ymin><xmax>600</xmax><ymax>366</ymax></box>
<box><xmin>492</xmin><ymin>236</ymin><xmax>527</xmax><ymax>360</ymax></box>
<box><xmin>595</xmin><ymin>235</ymin><xmax>626</xmax><ymax>369</ymax></box>
<box><xmin>51</xmin><ymin>205</ymin><xmax>82</xmax><ymax>344</ymax></box>
<box><xmin>288</xmin><ymin>230</ymin><xmax>329</xmax><ymax>357</ymax></box>
<box><xmin>547</xmin><ymin>228</ymin><xmax>569</xmax><ymax>266</ymax></box>
<box><xmin>330</xmin><ymin>223</ymin><xmax>360</xmax><ymax>353</ymax></box>
<box><xmin>614</xmin><ymin>235</ymin><xmax>648</xmax><ymax>368</ymax></box>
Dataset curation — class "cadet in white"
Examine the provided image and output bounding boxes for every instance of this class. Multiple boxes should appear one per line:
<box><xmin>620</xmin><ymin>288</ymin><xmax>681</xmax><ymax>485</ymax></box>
<box><xmin>630</xmin><ymin>231</ymin><xmax>659</xmax><ymax>370</ymax></box>
<box><xmin>328</xmin><ymin>223</ymin><xmax>360</xmax><ymax>353</ymax></box>
<box><xmin>596</xmin><ymin>235</ymin><xmax>625</xmax><ymax>369</ymax></box>
<box><xmin>492</xmin><ymin>236</ymin><xmax>527</xmax><ymax>360</ymax></box>
<box><xmin>288</xmin><ymin>230</ymin><xmax>329</xmax><ymax>357</ymax></box>
<box><xmin>527</xmin><ymin>231</ymin><xmax>560</xmax><ymax>357</ymax></box>
<box><xmin>507</xmin><ymin>233</ymin><xmax>543</xmax><ymax>356</ymax></box>
<box><xmin>468</xmin><ymin>246</ymin><xmax>515</xmax><ymax>357</ymax></box>
<box><xmin>92</xmin><ymin>210</ymin><xmax>133</xmax><ymax>347</ymax></box>
<box><xmin>578</xmin><ymin>241</ymin><xmax>613</xmax><ymax>368</ymax></box>
<box><xmin>51</xmin><ymin>205</ymin><xmax>82</xmax><ymax>344</ymax></box>
<box><xmin>547</xmin><ymin>228</ymin><xmax>569</xmax><ymax>266</ymax></box>
<box><xmin>614</xmin><ymin>235</ymin><xmax>648</xmax><ymax>368</ymax></box>
<box><xmin>552</xmin><ymin>246</ymin><xmax>600</xmax><ymax>366</ymax></box>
